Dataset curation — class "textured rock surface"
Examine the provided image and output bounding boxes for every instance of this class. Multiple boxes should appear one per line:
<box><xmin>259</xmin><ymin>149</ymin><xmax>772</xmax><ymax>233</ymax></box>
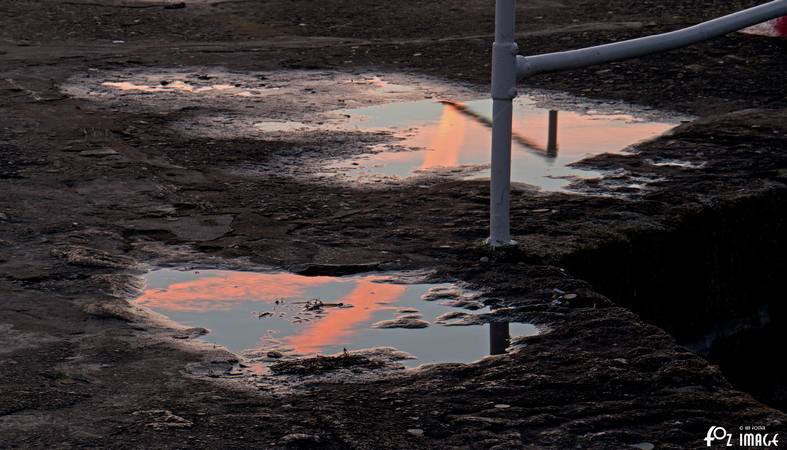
<box><xmin>0</xmin><ymin>0</ymin><xmax>785</xmax><ymax>448</ymax></box>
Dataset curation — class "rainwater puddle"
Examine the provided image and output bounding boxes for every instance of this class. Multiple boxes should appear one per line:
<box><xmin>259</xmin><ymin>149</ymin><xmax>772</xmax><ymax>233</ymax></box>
<box><xmin>257</xmin><ymin>97</ymin><xmax>679</xmax><ymax>190</ymax></box>
<box><xmin>135</xmin><ymin>269</ymin><xmax>538</xmax><ymax>370</ymax></box>
<box><xmin>64</xmin><ymin>68</ymin><xmax>686</xmax><ymax>192</ymax></box>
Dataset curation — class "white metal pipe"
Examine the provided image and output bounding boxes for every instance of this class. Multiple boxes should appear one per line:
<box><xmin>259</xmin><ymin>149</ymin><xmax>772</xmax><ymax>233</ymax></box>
<box><xmin>489</xmin><ymin>0</ymin><xmax>518</xmax><ymax>247</ymax></box>
<box><xmin>487</xmin><ymin>0</ymin><xmax>785</xmax><ymax>248</ymax></box>
<box><xmin>517</xmin><ymin>0</ymin><xmax>787</xmax><ymax>77</ymax></box>
<box><xmin>490</xmin><ymin>99</ymin><xmax>514</xmax><ymax>246</ymax></box>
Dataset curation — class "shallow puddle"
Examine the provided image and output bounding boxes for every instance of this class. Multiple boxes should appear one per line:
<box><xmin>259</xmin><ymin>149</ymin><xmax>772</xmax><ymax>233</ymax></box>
<box><xmin>301</xmin><ymin>98</ymin><xmax>678</xmax><ymax>190</ymax></box>
<box><xmin>64</xmin><ymin>68</ymin><xmax>684</xmax><ymax>191</ymax></box>
<box><xmin>135</xmin><ymin>269</ymin><xmax>537</xmax><ymax>369</ymax></box>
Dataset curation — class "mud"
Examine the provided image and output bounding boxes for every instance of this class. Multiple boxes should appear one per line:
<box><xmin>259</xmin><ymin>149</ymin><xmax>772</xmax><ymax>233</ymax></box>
<box><xmin>1</xmin><ymin>0</ymin><xmax>786</xmax><ymax>449</ymax></box>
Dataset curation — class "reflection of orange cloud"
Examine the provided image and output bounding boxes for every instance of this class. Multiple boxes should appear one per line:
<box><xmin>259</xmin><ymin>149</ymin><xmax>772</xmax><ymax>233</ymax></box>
<box><xmin>136</xmin><ymin>272</ymin><xmax>413</xmax><ymax>356</ymax></box>
<box><xmin>135</xmin><ymin>272</ymin><xmax>334</xmax><ymax>312</ymax></box>
<box><xmin>286</xmin><ymin>279</ymin><xmax>407</xmax><ymax>353</ymax></box>
<box><xmin>514</xmin><ymin>112</ymin><xmax>673</xmax><ymax>156</ymax></box>
<box><xmin>421</xmin><ymin>105</ymin><xmax>466</xmax><ymax>169</ymax></box>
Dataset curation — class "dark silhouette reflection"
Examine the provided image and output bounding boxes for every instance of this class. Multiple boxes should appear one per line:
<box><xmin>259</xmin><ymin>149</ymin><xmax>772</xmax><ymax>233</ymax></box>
<box><xmin>440</xmin><ymin>100</ymin><xmax>560</xmax><ymax>160</ymax></box>
<box><xmin>489</xmin><ymin>321</ymin><xmax>511</xmax><ymax>355</ymax></box>
<box><xmin>547</xmin><ymin>110</ymin><xmax>559</xmax><ymax>158</ymax></box>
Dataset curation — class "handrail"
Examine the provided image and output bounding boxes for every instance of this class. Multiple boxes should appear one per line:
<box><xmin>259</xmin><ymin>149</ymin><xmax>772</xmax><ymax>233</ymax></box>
<box><xmin>487</xmin><ymin>0</ymin><xmax>787</xmax><ymax>247</ymax></box>
<box><xmin>517</xmin><ymin>0</ymin><xmax>787</xmax><ymax>78</ymax></box>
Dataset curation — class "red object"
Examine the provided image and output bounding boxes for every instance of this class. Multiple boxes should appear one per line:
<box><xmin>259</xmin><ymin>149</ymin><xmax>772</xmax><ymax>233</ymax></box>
<box><xmin>776</xmin><ymin>16</ymin><xmax>787</xmax><ymax>36</ymax></box>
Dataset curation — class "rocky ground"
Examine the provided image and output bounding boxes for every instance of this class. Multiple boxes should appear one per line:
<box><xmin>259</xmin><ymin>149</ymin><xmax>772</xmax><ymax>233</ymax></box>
<box><xmin>1</xmin><ymin>0</ymin><xmax>786</xmax><ymax>448</ymax></box>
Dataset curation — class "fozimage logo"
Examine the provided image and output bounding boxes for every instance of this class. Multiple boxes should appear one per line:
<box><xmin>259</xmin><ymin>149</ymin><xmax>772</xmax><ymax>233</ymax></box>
<box><xmin>705</xmin><ymin>425</ymin><xmax>780</xmax><ymax>447</ymax></box>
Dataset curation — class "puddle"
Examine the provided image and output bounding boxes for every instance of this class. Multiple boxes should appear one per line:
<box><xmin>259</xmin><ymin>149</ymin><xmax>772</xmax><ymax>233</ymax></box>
<box><xmin>64</xmin><ymin>68</ymin><xmax>685</xmax><ymax>191</ymax></box>
<box><xmin>63</xmin><ymin>69</ymin><xmax>470</xmax><ymax>117</ymax></box>
<box><xmin>134</xmin><ymin>269</ymin><xmax>538</xmax><ymax>369</ymax></box>
<box><xmin>293</xmin><ymin>98</ymin><xmax>679</xmax><ymax>190</ymax></box>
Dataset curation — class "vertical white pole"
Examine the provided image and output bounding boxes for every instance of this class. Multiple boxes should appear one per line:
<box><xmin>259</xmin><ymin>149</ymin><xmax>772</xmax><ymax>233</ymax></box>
<box><xmin>489</xmin><ymin>0</ymin><xmax>518</xmax><ymax>247</ymax></box>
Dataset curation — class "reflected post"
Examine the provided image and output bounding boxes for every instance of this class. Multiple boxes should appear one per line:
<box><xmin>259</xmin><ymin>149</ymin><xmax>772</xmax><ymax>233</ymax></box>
<box><xmin>489</xmin><ymin>321</ymin><xmax>511</xmax><ymax>355</ymax></box>
<box><xmin>547</xmin><ymin>110</ymin><xmax>558</xmax><ymax>157</ymax></box>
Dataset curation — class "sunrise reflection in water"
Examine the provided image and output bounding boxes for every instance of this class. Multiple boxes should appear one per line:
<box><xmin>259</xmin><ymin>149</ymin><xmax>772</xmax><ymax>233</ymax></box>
<box><xmin>329</xmin><ymin>97</ymin><xmax>678</xmax><ymax>190</ymax></box>
<box><xmin>135</xmin><ymin>269</ymin><xmax>539</xmax><ymax>366</ymax></box>
<box><xmin>137</xmin><ymin>271</ymin><xmax>405</xmax><ymax>354</ymax></box>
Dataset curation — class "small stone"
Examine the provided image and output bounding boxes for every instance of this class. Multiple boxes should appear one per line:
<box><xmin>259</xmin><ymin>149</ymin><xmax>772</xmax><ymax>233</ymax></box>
<box><xmin>371</xmin><ymin>317</ymin><xmax>429</xmax><ymax>329</ymax></box>
<box><xmin>434</xmin><ymin>311</ymin><xmax>470</xmax><ymax>325</ymax></box>
<box><xmin>494</xmin><ymin>404</ymin><xmax>511</xmax><ymax>409</ymax></box>
<box><xmin>172</xmin><ymin>327</ymin><xmax>208</xmax><ymax>339</ymax></box>
<box><xmin>267</xmin><ymin>351</ymin><xmax>283</xmax><ymax>359</ymax></box>
<box><xmin>441</xmin><ymin>299</ymin><xmax>484</xmax><ymax>310</ymax></box>
<box><xmin>279</xmin><ymin>433</ymin><xmax>320</xmax><ymax>445</ymax></box>
<box><xmin>396</xmin><ymin>313</ymin><xmax>423</xmax><ymax>320</ymax></box>
<box><xmin>79</xmin><ymin>148</ymin><xmax>118</xmax><ymax>158</ymax></box>
<box><xmin>563</xmin><ymin>293</ymin><xmax>578</xmax><ymax>300</ymax></box>
<box><xmin>132</xmin><ymin>410</ymin><xmax>192</xmax><ymax>430</ymax></box>
<box><xmin>407</xmin><ymin>429</ymin><xmax>424</xmax><ymax>437</ymax></box>
<box><xmin>421</xmin><ymin>287</ymin><xmax>463</xmax><ymax>301</ymax></box>
<box><xmin>630</xmin><ymin>443</ymin><xmax>655</xmax><ymax>450</ymax></box>
<box><xmin>480</xmin><ymin>256</ymin><xmax>489</xmax><ymax>263</ymax></box>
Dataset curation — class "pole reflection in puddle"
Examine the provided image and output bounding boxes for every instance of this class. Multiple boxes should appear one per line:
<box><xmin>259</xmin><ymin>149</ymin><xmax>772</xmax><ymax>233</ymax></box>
<box><xmin>322</xmin><ymin>97</ymin><xmax>676</xmax><ymax>190</ymax></box>
<box><xmin>489</xmin><ymin>321</ymin><xmax>511</xmax><ymax>355</ymax></box>
<box><xmin>547</xmin><ymin>110</ymin><xmax>559</xmax><ymax>158</ymax></box>
<box><xmin>136</xmin><ymin>269</ymin><xmax>540</xmax><ymax>366</ymax></box>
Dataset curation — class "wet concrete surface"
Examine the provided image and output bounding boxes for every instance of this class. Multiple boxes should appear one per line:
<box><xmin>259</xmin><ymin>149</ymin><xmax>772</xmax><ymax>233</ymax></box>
<box><xmin>1</xmin><ymin>0</ymin><xmax>786</xmax><ymax>448</ymax></box>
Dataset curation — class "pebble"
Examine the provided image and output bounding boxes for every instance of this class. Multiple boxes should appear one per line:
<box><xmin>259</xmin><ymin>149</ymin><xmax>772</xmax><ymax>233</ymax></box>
<box><xmin>494</xmin><ymin>404</ymin><xmax>511</xmax><ymax>409</ymax></box>
<box><xmin>371</xmin><ymin>317</ymin><xmax>429</xmax><ymax>329</ymax></box>
<box><xmin>279</xmin><ymin>433</ymin><xmax>320</xmax><ymax>444</ymax></box>
<box><xmin>630</xmin><ymin>443</ymin><xmax>655</xmax><ymax>450</ymax></box>
<box><xmin>407</xmin><ymin>429</ymin><xmax>424</xmax><ymax>437</ymax></box>
<box><xmin>79</xmin><ymin>148</ymin><xmax>118</xmax><ymax>158</ymax></box>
